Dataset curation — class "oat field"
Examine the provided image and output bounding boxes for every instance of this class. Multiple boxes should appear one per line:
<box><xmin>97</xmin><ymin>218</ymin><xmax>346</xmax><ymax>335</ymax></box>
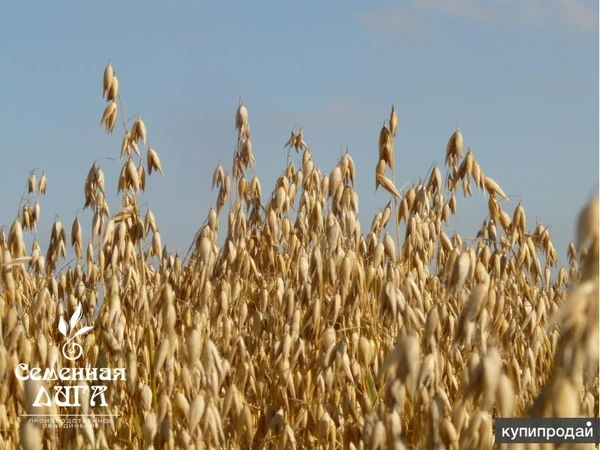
<box><xmin>0</xmin><ymin>61</ymin><xmax>598</xmax><ymax>450</ymax></box>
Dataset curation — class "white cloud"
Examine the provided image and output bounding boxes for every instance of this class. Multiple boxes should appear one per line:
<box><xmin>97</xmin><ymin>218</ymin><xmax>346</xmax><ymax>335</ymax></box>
<box><xmin>321</xmin><ymin>101</ymin><xmax>361</xmax><ymax>123</ymax></box>
<box><xmin>276</xmin><ymin>101</ymin><xmax>375</xmax><ymax>126</ymax></box>
<box><xmin>358</xmin><ymin>0</ymin><xmax>598</xmax><ymax>33</ymax></box>
<box><xmin>558</xmin><ymin>0</ymin><xmax>598</xmax><ymax>30</ymax></box>
<box><xmin>415</xmin><ymin>0</ymin><xmax>548</xmax><ymax>24</ymax></box>
<box><xmin>357</xmin><ymin>8</ymin><xmax>420</xmax><ymax>37</ymax></box>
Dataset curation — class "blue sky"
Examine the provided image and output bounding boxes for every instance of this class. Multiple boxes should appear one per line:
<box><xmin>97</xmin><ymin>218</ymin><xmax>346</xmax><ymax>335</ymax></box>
<box><xmin>1</xmin><ymin>0</ymin><xmax>598</xmax><ymax>267</ymax></box>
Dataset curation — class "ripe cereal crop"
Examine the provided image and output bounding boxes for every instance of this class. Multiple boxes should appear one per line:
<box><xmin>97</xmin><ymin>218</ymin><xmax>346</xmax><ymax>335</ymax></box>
<box><xmin>0</xmin><ymin>61</ymin><xmax>597</xmax><ymax>450</ymax></box>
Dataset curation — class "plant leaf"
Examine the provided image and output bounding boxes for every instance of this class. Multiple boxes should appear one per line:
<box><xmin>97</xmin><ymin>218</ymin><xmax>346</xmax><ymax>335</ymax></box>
<box><xmin>365</xmin><ymin>368</ymin><xmax>377</xmax><ymax>406</ymax></box>
<box><xmin>58</xmin><ymin>317</ymin><xmax>68</xmax><ymax>336</ymax></box>
<box><xmin>74</xmin><ymin>326</ymin><xmax>94</xmax><ymax>338</ymax></box>
<box><xmin>70</xmin><ymin>304</ymin><xmax>83</xmax><ymax>329</ymax></box>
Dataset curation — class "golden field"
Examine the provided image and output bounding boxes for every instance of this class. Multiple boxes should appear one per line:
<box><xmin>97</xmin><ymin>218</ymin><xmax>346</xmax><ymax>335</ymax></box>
<box><xmin>0</xmin><ymin>61</ymin><xmax>597</xmax><ymax>449</ymax></box>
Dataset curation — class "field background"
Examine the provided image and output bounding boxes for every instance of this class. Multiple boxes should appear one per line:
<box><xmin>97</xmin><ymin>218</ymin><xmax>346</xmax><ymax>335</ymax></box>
<box><xmin>0</xmin><ymin>1</ymin><xmax>598</xmax><ymax>450</ymax></box>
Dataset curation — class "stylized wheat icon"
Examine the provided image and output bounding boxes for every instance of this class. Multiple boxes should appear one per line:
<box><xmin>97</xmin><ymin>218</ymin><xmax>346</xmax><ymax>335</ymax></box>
<box><xmin>58</xmin><ymin>304</ymin><xmax>93</xmax><ymax>361</ymax></box>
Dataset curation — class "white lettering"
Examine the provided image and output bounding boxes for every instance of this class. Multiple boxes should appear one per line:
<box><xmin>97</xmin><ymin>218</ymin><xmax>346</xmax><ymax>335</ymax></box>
<box><xmin>90</xmin><ymin>386</ymin><xmax>108</xmax><ymax>407</ymax></box>
<box><xmin>32</xmin><ymin>386</ymin><xmax>52</xmax><ymax>408</ymax></box>
<box><xmin>564</xmin><ymin>427</ymin><xmax>575</xmax><ymax>439</ymax></box>
<box><xmin>15</xmin><ymin>363</ymin><xmax>29</xmax><ymax>380</ymax></box>
<box><xmin>44</xmin><ymin>368</ymin><xmax>58</xmax><ymax>381</ymax></box>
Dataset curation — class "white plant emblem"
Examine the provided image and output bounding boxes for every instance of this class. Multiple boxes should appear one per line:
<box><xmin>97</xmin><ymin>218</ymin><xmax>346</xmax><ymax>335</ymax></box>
<box><xmin>58</xmin><ymin>304</ymin><xmax>93</xmax><ymax>361</ymax></box>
